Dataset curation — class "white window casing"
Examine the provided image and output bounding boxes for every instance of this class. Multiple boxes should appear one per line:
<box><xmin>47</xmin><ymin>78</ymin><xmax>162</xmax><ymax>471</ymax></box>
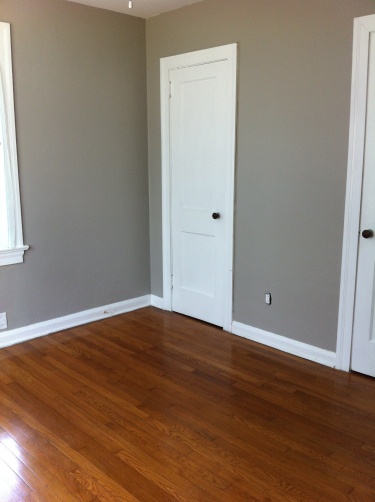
<box><xmin>0</xmin><ymin>22</ymin><xmax>28</xmax><ymax>266</ymax></box>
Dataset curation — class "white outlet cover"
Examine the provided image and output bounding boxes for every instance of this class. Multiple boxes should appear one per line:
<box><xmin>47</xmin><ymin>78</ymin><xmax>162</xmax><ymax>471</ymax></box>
<box><xmin>265</xmin><ymin>292</ymin><xmax>272</xmax><ymax>305</ymax></box>
<box><xmin>0</xmin><ymin>312</ymin><xmax>8</xmax><ymax>330</ymax></box>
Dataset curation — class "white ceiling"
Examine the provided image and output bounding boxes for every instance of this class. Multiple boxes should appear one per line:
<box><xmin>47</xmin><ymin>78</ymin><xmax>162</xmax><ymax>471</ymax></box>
<box><xmin>67</xmin><ymin>0</ymin><xmax>205</xmax><ymax>19</ymax></box>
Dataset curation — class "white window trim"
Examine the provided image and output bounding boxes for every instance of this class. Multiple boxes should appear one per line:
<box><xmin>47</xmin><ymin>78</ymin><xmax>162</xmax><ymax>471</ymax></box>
<box><xmin>0</xmin><ymin>22</ymin><xmax>28</xmax><ymax>266</ymax></box>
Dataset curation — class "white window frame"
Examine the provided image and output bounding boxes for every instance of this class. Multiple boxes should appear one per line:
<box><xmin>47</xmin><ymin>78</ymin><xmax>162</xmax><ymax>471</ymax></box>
<box><xmin>0</xmin><ymin>22</ymin><xmax>28</xmax><ymax>266</ymax></box>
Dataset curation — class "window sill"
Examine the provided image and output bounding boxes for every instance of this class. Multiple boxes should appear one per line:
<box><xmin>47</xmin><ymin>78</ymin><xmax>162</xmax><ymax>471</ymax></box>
<box><xmin>0</xmin><ymin>246</ymin><xmax>29</xmax><ymax>266</ymax></box>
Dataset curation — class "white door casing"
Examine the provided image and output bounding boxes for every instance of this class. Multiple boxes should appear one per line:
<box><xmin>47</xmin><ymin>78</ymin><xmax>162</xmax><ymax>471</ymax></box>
<box><xmin>160</xmin><ymin>44</ymin><xmax>237</xmax><ymax>331</ymax></box>
<box><xmin>337</xmin><ymin>15</ymin><xmax>375</xmax><ymax>374</ymax></box>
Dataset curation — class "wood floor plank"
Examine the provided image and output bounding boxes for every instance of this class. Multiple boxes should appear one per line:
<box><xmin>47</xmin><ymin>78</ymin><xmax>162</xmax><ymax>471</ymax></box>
<box><xmin>0</xmin><ymin>455</ymin><xmax>33</xmax><ymax>499</ymax></box>
<box><xmin>0</xmin><ymin>389</ymin><xmax>143</xmax><ymax>501</ymax></box>
<box><xmin>0</xmin><ymin>431</ymin><xmax>64</xmax><ymax>502</ymax></box>
<box><xmin>108</xmin><ymin>420</ymin><xmax>231</xmax><ymax>502</ymax></box>
<box><xmin>0</xmin><ymin>307</ymin><xmax>374</xmax><ymax>501</ymax></box>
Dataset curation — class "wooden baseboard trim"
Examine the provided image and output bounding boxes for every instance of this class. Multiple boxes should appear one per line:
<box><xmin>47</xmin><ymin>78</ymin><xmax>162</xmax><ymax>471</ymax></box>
<box><xmin>150</xmin><ymin>295</ymin><xmax>164</xmax><ymax>309</ymax></box>
<box><xmin>231</xmin><ymin>321</ymin><xmax>336</xmax><ymax>368</ymax></box>
<box><xmin>5</xmin><ymin>296</ymin><xmax>338</xmax><ymax>368</ymax></box>
<box><xmin>0</xmin><ymin>295</ymin><xmax>151</xmax><ymax>349</ymax></box>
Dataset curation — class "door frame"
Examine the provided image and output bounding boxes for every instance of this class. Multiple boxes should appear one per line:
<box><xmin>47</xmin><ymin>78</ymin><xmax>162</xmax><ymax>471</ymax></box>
<box><xmin>160</xmin><ymin>44</ymin><xmax>237</xmax><ymax>332</ymax></box>
<box><xmin>337</xmin><ymin>15</ymin><xmax>375</xmax><ymax>371</ymax></box>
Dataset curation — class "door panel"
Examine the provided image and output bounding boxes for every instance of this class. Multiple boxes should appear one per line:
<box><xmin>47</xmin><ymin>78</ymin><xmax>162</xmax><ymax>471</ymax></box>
<box><xmin>180</xmin><ymin>79</ymin><xmax>215</xmax><ymax>211</ymax></box>
<box><xmin>181</xmin><ymin>232</ymin><xmax>215</xmax><ymax>296</ymax></box>
<box><xmin>170</xmin><ymin>61</ymin><xmax>230</xmax><ymax>326</ymax></box>
<box><xmin>351</xmin><ymin>32</ymin><xmax>375</xmax><ymax>377</ymax></box>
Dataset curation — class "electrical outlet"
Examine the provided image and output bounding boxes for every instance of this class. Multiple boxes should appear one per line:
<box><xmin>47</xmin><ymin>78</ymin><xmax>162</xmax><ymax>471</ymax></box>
<box><xmin>265</xmin><ymin>292</ymin><xmax>272</xmax><ymax>306</ymax></box>
<box><xmin>0</xmin><ymin>312</ymin><xmax>7</xmax><ymax>330</ymax></box>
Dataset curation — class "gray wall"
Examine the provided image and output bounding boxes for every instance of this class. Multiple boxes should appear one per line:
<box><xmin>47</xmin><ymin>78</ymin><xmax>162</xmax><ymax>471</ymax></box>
<box><xmin>0</xmin><ymin>0</ymin><xmax>150</xmax><ymax>329</ymax></box>
<box><xmin>2</xmin><ymin>0</ymin><xmax>374</xmax><ymax>353</ymax></box>
<box><xmin>147</xmin><ymin>0</ymin><xmax>375</xmax><ymax>351</ymax></box>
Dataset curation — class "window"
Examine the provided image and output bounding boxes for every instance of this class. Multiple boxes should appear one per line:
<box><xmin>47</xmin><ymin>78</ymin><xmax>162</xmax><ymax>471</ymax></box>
<box><xmin>0</xmin><ymin>22</ymin><xmax>28</xmax><ymax>266</ymax></box>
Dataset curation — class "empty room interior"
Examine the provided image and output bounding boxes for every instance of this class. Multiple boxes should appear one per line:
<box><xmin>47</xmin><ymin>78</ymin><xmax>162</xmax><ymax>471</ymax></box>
<box><xmin>0</xmin><ymin>0</ymin><xmax>375</xmax><ymax>500</ymax></box>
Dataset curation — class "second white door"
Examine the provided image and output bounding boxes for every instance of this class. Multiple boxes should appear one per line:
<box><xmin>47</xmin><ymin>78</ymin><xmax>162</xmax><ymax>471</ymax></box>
<box><xmin>169</xmin><ymin>53</ymin><xmax>236</xmax><ymax>327</ymax></box>
<box><xmin>351</xmin><ymin>21</ymin><xmax>375</xmax><ymax>377</ymax></box>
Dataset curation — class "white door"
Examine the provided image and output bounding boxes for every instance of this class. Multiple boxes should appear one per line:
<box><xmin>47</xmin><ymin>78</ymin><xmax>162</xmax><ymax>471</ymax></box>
<box><xmin>165</xmin><ymin>47</ymin><xmax>236</xmax><ymax>328</ymax></box>
<box><xmin>351</xmin><ymin>28</ymin><xmax>375</xmax><ymax>377</ymax></box>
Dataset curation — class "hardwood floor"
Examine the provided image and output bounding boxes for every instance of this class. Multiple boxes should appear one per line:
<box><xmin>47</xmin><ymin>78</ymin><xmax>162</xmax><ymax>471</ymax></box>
<box><xmin>0</xmin><ymin>307</ymin><xmax>374</xmax><ymax>501</ymax></box>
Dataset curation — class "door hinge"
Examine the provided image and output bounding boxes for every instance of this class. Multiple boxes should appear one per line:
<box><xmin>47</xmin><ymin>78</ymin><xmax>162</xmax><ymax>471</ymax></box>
<box><xmin>171</xmin><ymin>275</ymin><xmax>174</xmax><ymax>289</ymax></box>
<box><xmin>169</xmin><ymin>81</ymin><xmax>172</xmax><ymax>99</ymax></box>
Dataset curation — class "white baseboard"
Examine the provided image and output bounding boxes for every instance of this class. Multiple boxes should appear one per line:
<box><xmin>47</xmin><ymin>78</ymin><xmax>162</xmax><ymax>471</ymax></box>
<box><xmin>0</xmin><ymin>296</ymin><xmax>337</xmax><ymax>370</ymax></box>
<box><xmin>0</xmin><ymin>295</ymin><xmax>151</xmax><ymax>349</ymax></box>
<box><xmin>151</xmin><ymin>295</ymin><xmax>164</xmax><ymax>309</ymax></box>
<box><xmin>231</xmin><ymin>321</ymin><xmax>337</xmax><ymax>368</ymax></box>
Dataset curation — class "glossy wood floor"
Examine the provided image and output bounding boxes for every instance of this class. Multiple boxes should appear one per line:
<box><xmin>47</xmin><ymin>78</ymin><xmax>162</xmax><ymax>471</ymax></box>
<box><xmin>0</xmin><ymin>308</ymin><xmax>374</xmax><ymax>501</ymax></box>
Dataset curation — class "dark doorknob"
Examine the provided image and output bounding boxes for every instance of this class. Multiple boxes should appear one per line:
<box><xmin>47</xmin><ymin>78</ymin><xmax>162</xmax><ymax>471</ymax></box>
<box><xmin>362</xmin><ymin>229</ymin><xmax>373</xmax><ymax>239</ymax></box>
<box><xmin>212</xmin><ymin>212</ymin><xmax>221</xmax><ymax>220</ymax></box>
